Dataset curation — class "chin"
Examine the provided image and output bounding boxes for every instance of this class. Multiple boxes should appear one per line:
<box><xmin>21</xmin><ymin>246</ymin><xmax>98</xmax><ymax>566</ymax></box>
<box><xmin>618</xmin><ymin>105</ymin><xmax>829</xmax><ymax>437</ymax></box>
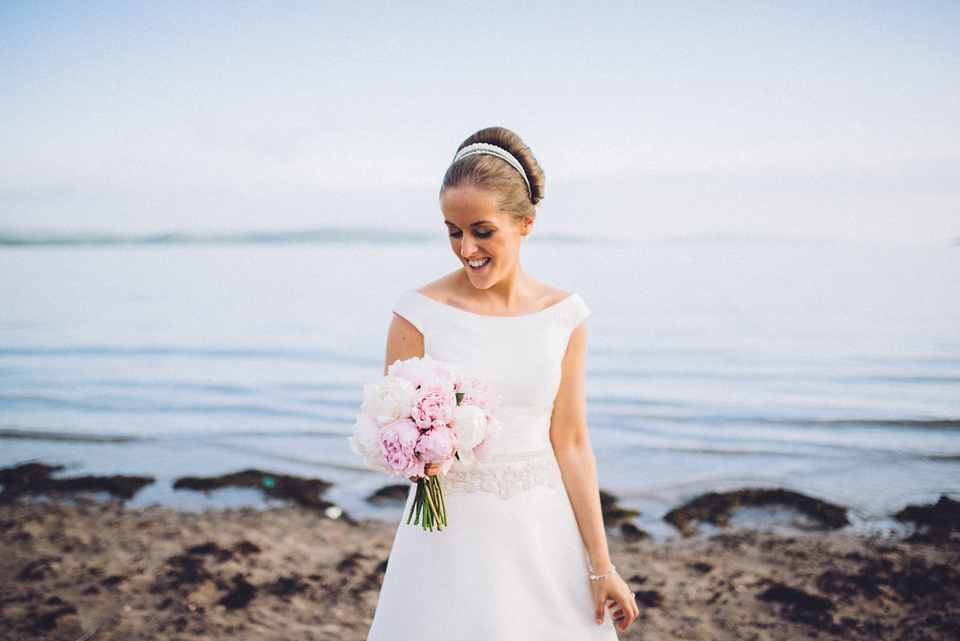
<box><xmin>466</xmin><ymin>275</ymin><xmax>493</xmax><ymax>290</ymax></box>
<box><xmin>463</xmin><ymin>268</ymin><xmax>495</xmax><ymax>290</ymax></box>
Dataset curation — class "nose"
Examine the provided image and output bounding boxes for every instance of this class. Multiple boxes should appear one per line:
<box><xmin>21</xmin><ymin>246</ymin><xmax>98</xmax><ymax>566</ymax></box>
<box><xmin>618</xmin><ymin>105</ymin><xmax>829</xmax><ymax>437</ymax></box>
<box><xmin>460</xmin><ymin>235</ymin><xmax>477</xmax><ymax>258</ymax></box>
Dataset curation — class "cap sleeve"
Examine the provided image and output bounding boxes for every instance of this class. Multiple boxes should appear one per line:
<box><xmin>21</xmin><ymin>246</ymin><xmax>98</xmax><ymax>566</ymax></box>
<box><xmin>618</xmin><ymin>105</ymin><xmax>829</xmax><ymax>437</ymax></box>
<box><xmin>392</xmin><ymin>290</ymin><xmax>430</xmax><ymax>335</ymax></box>
<box><xmin>563</xmin><ymin>293</ymin><xmax>590</xmax><ymax>332</ymax></box>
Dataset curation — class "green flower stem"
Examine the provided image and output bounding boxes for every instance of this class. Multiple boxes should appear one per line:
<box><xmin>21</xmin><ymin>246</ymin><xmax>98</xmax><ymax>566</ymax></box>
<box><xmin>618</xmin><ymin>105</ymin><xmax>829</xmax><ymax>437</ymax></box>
<box><xmin>422</xmin><ymin>476</ymin><xmax>442</xmax><ymax>531</ymax></box>
<box><xmin>422</xmin><ymin>482</ymin><xmax>431</xmax><ymax>529</ymax></box>
<box><xmin>405</xmin><ymin>475</ymin><xmax>449</xmax><ymax>532</ymax></box>
<box><xmin>430</xmin><ymin>477</ymin><xmax>441</xmax><ymax>527</ymax></box>
<box><xmin>408</xmin><ymin>482</ymin><xmax>417</xmax><ymax>525</ymax></box>
<box><xmin>408</xmin><ymin>481</ymin><xmax>422</xmax><ymax>526</ymax></box>
<box><xmin>437</xmin><ymin>477</ymin><xmax>447</xmax><ymax>526</ymax></box>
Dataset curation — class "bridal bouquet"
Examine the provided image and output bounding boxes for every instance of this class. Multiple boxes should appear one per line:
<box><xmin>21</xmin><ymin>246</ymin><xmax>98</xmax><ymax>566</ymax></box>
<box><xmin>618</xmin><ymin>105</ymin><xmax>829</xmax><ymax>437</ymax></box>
<box><xmin>349</xmin><ymin>356</ymin><xmax>500</xmax><ymax>531</ymax></box>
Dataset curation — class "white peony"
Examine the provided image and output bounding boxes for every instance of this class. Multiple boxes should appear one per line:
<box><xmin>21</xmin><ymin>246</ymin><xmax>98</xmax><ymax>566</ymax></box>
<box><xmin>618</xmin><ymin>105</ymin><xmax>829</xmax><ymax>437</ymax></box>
<box><xmin>450</xmin><ymin>404</ymin><xmax>487</xmax><ymax>464</ymax></box>
<box><xmin>361</xmin><ymin>376</ymin><xmax>417</xmax><ymax>425</ymax></box>
<box><xmin>348</xmin><ymin>413</ymin><xmax>387</xmax><ymax>471</ymax></box>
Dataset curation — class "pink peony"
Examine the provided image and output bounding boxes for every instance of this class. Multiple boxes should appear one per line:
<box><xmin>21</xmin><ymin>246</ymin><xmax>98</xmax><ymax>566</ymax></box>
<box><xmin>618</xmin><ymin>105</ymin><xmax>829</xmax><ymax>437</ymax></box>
<box><xmin>411</xmin><ymin>382</ymin><xmax>457</xmax><ymax>431</ymax></box>
<box><xmin>459</xmin><ymin>376</ymin><xmax>500</xmax><ymax>415</ymax></box>
<box><xmin>430</xmin><ymin>359</ymin><xmax>464</xmax><ymax>390</ymax></box>
<box><xmin>388</xmin><ymin>355</ymin><xmax>464</xmax><ymax>391</ymax></box>
<box><xmin>415</xmin><ymin>426</ymin><xmax>458</xmax><ymax>471</ymax></box>
<box><xmin>378</xmin><ymin>418</ymin><xmax>424</xmax><ymax>478</ymax></box>
<box><xmin>387</xmin><ymin>356</ymin><xmax>433</xmax><ymax>389</ymax></box>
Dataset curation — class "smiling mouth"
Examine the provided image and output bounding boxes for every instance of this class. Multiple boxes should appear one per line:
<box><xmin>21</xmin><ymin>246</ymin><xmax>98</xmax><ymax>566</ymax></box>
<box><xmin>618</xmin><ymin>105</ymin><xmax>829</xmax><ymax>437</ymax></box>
<box><xmin>466</xmin><ymin>257</ymin><xmax>490</xmax><ymax>271</ymax></box>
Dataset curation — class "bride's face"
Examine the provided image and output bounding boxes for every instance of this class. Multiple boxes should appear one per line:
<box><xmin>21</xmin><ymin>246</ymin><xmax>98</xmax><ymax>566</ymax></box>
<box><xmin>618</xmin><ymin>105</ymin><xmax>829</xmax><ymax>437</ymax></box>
<box><xmin>440</xmin><ymin>185</ymin><xmax>532</xmax><ymax>290</ymax></box>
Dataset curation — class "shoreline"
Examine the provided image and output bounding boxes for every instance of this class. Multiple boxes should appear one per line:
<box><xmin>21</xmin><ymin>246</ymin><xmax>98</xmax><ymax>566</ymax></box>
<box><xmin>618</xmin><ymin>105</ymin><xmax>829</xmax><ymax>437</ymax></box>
<box><xmin>3</xmin><ymin>461</ymin><xmax>955</xmax><ymax>540</ymax></box>
<box><xmin>2</xmin><ymin>498</ymin><xmax>958</xmax><ymax>641</ymax></box>
<box><xmin>4</xmin><ymin>423</ymin><xmax>956</xmax><ymax>537</ymax></box>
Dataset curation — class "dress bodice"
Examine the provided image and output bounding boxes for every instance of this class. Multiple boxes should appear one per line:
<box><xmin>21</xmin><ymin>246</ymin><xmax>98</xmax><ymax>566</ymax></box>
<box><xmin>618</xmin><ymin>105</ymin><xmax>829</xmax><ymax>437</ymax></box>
<box><xmin>392</xmin><ymin>290</ymin><xmax>590</xmax><ymax>455</ymax></box>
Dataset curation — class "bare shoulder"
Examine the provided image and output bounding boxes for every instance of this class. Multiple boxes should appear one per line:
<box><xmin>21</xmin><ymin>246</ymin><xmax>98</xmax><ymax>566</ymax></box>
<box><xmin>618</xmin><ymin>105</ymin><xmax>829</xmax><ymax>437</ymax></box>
<box><xmin>416</xmin><ymin>271</ymin><xmax>462</xmax><ymax>304</ymax></box>
<box><xmin>529</xmin><ymin>280</ymin><xmax>573</xmax><ymax>310</ymax></box>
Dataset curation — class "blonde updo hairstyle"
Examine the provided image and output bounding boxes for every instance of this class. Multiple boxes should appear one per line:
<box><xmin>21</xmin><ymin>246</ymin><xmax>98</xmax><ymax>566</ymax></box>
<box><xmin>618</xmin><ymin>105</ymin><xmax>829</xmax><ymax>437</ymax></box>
<box><xmin>441</xmin><ymin>127</ymin><xmax>545</xmax><ymax>224</ymax></box>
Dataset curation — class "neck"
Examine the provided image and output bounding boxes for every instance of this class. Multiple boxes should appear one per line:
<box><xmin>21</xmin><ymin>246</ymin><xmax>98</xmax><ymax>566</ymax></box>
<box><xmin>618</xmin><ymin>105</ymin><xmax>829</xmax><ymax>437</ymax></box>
<box><xmin>459</xmin><ymin>265</ymin><xmax>530</xmax><ymax>313</ymax></box>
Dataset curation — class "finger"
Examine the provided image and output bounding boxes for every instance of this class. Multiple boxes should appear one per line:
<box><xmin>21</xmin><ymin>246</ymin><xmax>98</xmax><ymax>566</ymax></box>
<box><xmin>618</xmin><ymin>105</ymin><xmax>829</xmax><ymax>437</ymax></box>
<box><xmin>595</xmin><ymin>600</ymin><xmax>605</xmax><ymax>625</ymax></box>
<box><xmin>612</xmin><ymin>597</ymin><xmax>636</xmax><ymax>630</ymax></box>
<box><xmin>619</xmin><ymin>607</ymin><xmax>634</xmax><ymax>630</ymax></box>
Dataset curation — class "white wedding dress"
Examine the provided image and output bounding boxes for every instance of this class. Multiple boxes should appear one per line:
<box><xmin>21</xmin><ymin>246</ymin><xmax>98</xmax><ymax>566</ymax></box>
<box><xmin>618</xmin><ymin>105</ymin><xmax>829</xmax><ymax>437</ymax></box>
<box><xmin>366</xmin><ymin>291</ymin><xmax>618</xmax><ymax>641</ymax></box>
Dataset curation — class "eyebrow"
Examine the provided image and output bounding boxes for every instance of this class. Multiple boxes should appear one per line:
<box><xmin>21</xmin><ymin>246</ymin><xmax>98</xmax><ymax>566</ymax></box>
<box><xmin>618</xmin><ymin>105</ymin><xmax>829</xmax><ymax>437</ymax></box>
<box><xmin>444</xmin><ymin>220</ymin><xmax>493</xmax><ymax>227</ymax></box>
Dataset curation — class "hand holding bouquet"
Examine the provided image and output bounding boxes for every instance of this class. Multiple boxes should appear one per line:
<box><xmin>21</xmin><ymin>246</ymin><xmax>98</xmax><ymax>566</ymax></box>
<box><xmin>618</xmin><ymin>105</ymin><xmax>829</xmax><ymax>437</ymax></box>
<box><xmin>350</xmin><ymin>356</ymin><xmax>500</xmax><ymax>531</ymax></box>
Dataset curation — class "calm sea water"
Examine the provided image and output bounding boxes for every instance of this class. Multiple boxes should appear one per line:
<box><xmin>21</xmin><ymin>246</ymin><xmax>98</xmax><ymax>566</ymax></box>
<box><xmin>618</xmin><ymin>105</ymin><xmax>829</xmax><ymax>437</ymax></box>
<box><xmin>2</xmin><ymin>238</ymin><xmax>958</xmax><ymax>535</ymax></box>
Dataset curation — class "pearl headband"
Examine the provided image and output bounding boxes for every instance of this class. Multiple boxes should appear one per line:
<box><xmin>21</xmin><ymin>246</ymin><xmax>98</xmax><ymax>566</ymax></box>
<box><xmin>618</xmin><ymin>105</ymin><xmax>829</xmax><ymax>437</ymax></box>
<box><xmin>452</xmin><ymin>142</ymin><xmax>532</xmax><ymax>199</ymax></box>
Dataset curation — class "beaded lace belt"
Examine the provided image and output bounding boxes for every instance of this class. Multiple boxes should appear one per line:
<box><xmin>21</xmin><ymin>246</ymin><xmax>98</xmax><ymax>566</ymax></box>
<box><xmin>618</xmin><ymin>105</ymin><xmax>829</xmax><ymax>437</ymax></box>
<box><xmin>443</xmin><ymin>447</ymin><xmax>562</xmax><ymax>499</ymax></box>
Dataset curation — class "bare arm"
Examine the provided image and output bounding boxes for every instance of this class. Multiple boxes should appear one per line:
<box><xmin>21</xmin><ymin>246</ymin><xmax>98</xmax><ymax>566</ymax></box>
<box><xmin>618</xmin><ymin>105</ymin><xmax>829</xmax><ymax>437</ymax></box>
<box><xmin>550</xmin><ymin>321</ymin><xmax>638</xmax><ymax>631</ymax></box>
<box><xmin>384</xmin><ymin>313</ymin><xmax>424</xmax><ymax>374</ymax></box>
<box><xmin>385</xmin><ymin>313</ymin><xmax>442</xmax><ymax>478</ymax></box>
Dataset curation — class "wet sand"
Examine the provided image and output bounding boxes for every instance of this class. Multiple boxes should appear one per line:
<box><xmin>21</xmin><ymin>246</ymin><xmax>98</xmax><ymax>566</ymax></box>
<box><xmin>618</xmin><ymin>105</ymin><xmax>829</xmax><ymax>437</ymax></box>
<box><xmin>2</xmin><ymin>498</ymin><xmax>958</xmax><ymax>641</ymax></box>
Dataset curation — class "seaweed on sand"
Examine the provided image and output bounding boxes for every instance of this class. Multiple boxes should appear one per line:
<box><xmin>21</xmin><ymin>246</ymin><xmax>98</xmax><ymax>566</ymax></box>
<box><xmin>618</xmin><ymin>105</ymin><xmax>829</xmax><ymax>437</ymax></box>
<box><xmin>894</xmin><ymin>495</ymin><xmax>960</xmax><ymax>545</ymax></box>
<box><xmin>619</xmin><ymin>522</ymin><xmax>650</xmax><ymax>541</ymax></box>
<box><xmin>599</xmin><ymin>489</ymin><xmax>641</xmax><ymax>527</ymax></box>
<box><xmin>664</xmin><ymin>488</ymin><xmax>849</xmax><ymax>536</ymax></box>
<box><xmin>366</xmin><ymin>484</ymin><xmax>410</xmax><ymax>505</ymax></box>
<box><xmin>757</xmin><ymin>582</ymin><xmax>836</xmax><ymax>630</ymax></box>
<box><xmin>173</xmin><ymin>469</ymin><xmax>335</xmax><ymax>512</ymax></box>
<box><xmin>0</xmin><ymin>463</ymin><xmax>154</xmax><ymax>503</ymax></box>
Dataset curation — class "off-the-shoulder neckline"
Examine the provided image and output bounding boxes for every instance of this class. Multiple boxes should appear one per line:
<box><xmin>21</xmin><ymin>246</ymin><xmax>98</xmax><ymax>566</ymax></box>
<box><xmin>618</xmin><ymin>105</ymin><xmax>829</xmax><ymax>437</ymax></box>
<box><xmin>410</xmin><ymin>290</ymin><xmax>581</xmax><ymax>319</ymax></box>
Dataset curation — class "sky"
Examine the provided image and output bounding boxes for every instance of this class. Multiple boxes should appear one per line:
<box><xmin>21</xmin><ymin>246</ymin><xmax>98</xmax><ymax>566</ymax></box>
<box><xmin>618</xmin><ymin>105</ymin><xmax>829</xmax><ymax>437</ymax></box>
<box><xmin>1</xmin><ymin>0</ymin><xmax>958</xmax><ymax>244</ymax></box>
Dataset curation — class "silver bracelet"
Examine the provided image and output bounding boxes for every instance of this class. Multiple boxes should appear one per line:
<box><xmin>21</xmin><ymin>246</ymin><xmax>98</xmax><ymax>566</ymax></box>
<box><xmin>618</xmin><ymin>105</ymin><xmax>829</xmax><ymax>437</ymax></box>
<box><xmin>589</xmin><ymin>565</ymin><xmax>616</xmax><ymax>581</ymax></box>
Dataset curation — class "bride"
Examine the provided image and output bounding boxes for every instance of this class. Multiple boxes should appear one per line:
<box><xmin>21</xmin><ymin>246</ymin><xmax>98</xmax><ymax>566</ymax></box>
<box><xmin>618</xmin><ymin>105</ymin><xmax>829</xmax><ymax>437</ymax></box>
<box><xmin>365</xmin><ymin>127</ymin><xmax>638</xmax><ymax>639</ymax></box>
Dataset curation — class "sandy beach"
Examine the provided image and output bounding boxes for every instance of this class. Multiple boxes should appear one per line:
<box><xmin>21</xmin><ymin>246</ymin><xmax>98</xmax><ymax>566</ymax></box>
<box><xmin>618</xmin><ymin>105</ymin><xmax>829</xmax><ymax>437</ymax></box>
<box><xmin>3</xmin><ymin>493</ymin><xmax>958</xmax><ymax>641</ymax></box>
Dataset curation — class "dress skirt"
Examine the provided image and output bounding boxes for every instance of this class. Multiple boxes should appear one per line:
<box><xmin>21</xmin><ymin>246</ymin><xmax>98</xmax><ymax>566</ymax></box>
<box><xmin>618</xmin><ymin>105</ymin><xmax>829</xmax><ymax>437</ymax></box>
<box><xmin>366</xmin><ymin>451</ymin><xmax>618</xmax><ymax>640</ymax></box>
